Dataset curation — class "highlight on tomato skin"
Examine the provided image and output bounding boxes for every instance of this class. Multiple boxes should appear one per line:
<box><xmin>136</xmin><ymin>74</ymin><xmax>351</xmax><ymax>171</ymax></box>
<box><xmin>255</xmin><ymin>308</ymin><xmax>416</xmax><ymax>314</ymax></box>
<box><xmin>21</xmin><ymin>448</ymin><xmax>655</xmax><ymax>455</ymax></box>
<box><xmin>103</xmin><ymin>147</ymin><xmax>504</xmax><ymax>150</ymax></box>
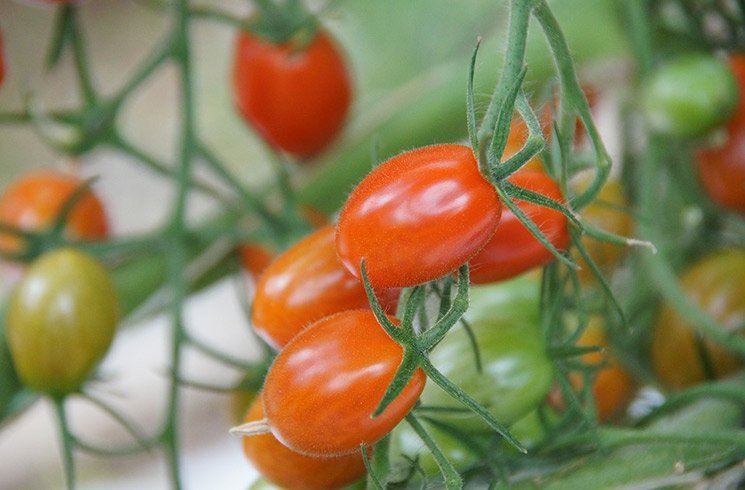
<box><xmin>261</xmin><ymin>310</ymin><xmax>426</xmax><ymax>457</ymax></box>
<box><xmin>233</xmin><ymin>27</ymin><xmax>352</xmax><ymax>160</ymax></box>
<box><xmin>336</xmin><ymin>144</ymin><xmax>502</xmax><ymax>289</ymax></box>
<box><xmin>0</xmin><ymin>170</ymin><xmax>109</xmax><ymax>255</ymax></box>
<box><xmin>251</xmin><ymin>225</ymin><xmax>399</xmax><ymax>350</ymax></box>
<box><xmin>468</xmin><ymin>169</ymin><xmax>569</xmax><ymax>284</ymax></box>
<box><xmin>651</xmin><ymin>249</ymin><xmax>745</xmax><ymax>390</ymax></box>
<box><xmin>695</xmin><ymin>55</ymin><xmax>745</xmax><ymax>214</ymax></box>
<box><xmin>241</xmin><ymin>397</ymin><xmax>367</xmax><ymax>490</ymax></box>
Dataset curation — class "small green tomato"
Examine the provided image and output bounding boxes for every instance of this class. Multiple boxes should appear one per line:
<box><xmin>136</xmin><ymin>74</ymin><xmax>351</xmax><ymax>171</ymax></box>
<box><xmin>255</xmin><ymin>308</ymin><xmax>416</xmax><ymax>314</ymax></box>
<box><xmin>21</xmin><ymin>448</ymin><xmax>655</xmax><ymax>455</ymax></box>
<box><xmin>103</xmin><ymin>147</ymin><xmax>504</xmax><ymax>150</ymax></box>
<box><xmin>420</xmin><ymin>278</ymin><xmax>554</xmax><ymax>433</ymax></box>
<box><xmin>7</xmin><ymin>248</ymin><xmax>119</xmax><ymax>396</ymax></box>
<box><xmin>642</xmin><ymin>53</ymin><xmax>738</xmax><ymax>138</ymax></box>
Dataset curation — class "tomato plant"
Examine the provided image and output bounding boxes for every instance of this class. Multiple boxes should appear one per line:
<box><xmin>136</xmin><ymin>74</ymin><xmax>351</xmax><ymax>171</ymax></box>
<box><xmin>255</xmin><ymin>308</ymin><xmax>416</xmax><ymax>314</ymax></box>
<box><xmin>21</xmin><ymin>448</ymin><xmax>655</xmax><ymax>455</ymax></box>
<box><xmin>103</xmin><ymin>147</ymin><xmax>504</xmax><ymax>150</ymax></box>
<box><xmin>576</xmin><ymin>318</ymin><xmax>636</xmax><ymax>422</ymax></box>
<box><xmin>259</xmin><ymin>310</ymin><xmax>425</xmax><ymax>457</ymax></box>
<box><xmin>419</xmin><ymin>278</ymin><xmax>553</xmax><ymax>431</ymax></box>
<box><xmin>651</xmin><ymin>250</ymin><xmax>745</xmax><ymax>390</ymax></box>
<box><xmin>251</xmin><ymin>225</ymin><xmax>399</xmax><ymax>349</ymax></box>
<box><xmin>389</xmin><ymin>422</ymin><xmax>485</xmax><ymax>478</ymax></box>
<box><xmin>642</xmin><ymin>53</ymin><xmax>738</xmax><ymax>138</ymax></box>
<box><xmin>694</xmin><ymin>55</ymin><xmax>745</xmax><ymax>214</ymax></box>
<box><xmin>241</xmin><ymin>397</ymin><xmax>367</xmax><ymax>490</ymax></box>
<box><xmin>6</xmin><ymin>248</ymin><xmax>119</xmax><ymax>396</ymax></box>
<box><xmin>0</xmin><ymin>171</ymin><xmax>109</xmax><ymax>255</ymax></box>
<box><xmin>549</xmin><ymin>318</ymin><xmax>636</xmax><ymax>422</ymax></box>
<box><xmin>469</xmin><ymin>169</ymin><xmax>568</xmax><ymax>284</ymax></box>
<box><xmin>574</xmin><ymin>179</ymin><xmax>633</xmax><ymax>281</ymax></box>
<box><xmin>336</xmin><ymin>144</ymin><xmax>502</xmax><ymax>288</ymax></box>
<box><xmin>233</xmin><ymin>27</ymin><xmax>352</xmax><ymax>159</ymax></box>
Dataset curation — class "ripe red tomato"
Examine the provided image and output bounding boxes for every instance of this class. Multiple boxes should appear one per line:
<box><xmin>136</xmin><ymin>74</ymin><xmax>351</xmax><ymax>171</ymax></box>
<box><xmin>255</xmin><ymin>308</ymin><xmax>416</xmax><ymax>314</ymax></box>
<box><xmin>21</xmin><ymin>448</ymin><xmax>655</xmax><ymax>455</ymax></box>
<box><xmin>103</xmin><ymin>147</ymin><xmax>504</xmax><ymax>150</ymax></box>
<box><xmin>251</xmin><ymin>225</ymin><xmax>398</xmax><ymax>349</ymax></box>
<box><xmin>337</xmin><ymin>144</ymin><xmax>502</xmax><ymax>288</ymax></box>
<box><xmin>7</xmin><ymin>248</ymin><xmax>119</xmax><ymax>395</ymax></box>
<box><xmin>469</xmin><ymin>169</ymin><xmax>568</xmax><ymax>284</ymax></box>
<box><xmin>241</xmin><ymin>397</ymin><xmax>367</xmax><ymax>490</ymax></box>
<box><xmin>695</xmin><ymin>55</ymin><xmax>745</xmax><ymax>214</ymax></box>
<box><xmin>262</xmin><ymin>310</ymin><xmax>425</xmax><ymax>456</ymax></box>
<box><xmin>233</xmin><ymin>28</ymin><xmax>352</xmax><ymax>159</ymax></box>
<box><xmin>0</xmin><ymin>171</ymin><xmax>109</xmax><ymax>254</ymax></box>
<box><xmin>651</xmin><ymin>250</ymin><xmax>745</xmax><ymax>390</ymax></box>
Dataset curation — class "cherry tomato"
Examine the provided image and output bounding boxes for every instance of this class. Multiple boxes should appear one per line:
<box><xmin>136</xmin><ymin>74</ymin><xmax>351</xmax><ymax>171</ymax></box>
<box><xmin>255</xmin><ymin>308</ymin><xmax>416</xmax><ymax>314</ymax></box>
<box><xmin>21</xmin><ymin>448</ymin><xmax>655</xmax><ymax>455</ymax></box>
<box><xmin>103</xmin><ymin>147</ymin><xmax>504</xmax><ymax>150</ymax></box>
<box><xmin>262</xmin><ymin>310</ymin><xmax>426</xmax><ymax>456</ymax></box>
<box><xmin>242</xmin><ymin>397</ymin><xmax>367</xmax><ymax>490</ymax></box>
<box><xmin>251</xmin><ymin>225</ymin><xmax>399</xmax><ymax>349</ymax></box>
<box><xmin>574</xmin><ymin>179</ymin><xmax>633</xmax><ymax>282</ymax></box>
<box><xmin>0</xmin><ymin>171</ymin><xmax>109</xmax><ymax>255</ymax></box>
<box><xmin>651</xmin><ymin>250</ymin><xmax>745</xmax><ymax>390</ymax></box>
<box><xmin>695</xmin><ymin>55</ymin><xmax>745</xmax><ymax>214</ymax></box>
<box><xmin>7</xmin><ymin>248</ymin><xmax>119</xmax><ymax>395</ymax></box>
<box><xmin>468</xmin><ymin>169</ymin><xmax>568</xmax><ymax>284</ymax></box>
<box><xmin>337</xmin><ymin>144</ymin><xmax>502</xmax><ymax>288</ymax></box>
<box><xmin>419</xmin><ymin>277</ymin><xmax>554</xmax><ymax>432</ymax></box>
<box><xmin>642</xmin><ymin>53</ymin><xmax>738</xmax><ymax>138</ymax></box>
<box><xmin>233</xmin><ymin>27</ymin><xmax>352</xmax><ymax>159</ymax></box>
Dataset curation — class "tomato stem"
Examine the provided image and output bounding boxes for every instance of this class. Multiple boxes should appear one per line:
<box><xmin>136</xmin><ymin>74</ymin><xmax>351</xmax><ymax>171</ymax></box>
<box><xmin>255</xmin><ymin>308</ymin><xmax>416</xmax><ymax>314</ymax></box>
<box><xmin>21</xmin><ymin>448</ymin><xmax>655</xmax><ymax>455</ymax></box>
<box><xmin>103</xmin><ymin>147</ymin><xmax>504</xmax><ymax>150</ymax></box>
<box><xmin>406</xmin><ymin>413</ymin><xmax>464</xmax><ymax>490</ymax></box>
<box><xmin>53</xmin><ymin>397</ymin><xmax>77</xmax><ymax>490</ymax></box>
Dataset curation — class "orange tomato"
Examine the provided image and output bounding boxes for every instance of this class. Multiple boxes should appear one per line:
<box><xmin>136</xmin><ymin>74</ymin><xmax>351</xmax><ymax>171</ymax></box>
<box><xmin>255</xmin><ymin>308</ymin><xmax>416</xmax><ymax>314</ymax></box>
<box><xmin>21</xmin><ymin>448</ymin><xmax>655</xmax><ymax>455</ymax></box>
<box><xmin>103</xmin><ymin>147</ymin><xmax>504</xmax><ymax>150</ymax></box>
<box><xmin>0</xmin><ymin>171</ymin><xmax>108</xmax><ymax>255</ymax></box>
<box><xmin>241</xmin><ymin>397</ymin><xmax>367</xmax><ymax>490</ymax></box>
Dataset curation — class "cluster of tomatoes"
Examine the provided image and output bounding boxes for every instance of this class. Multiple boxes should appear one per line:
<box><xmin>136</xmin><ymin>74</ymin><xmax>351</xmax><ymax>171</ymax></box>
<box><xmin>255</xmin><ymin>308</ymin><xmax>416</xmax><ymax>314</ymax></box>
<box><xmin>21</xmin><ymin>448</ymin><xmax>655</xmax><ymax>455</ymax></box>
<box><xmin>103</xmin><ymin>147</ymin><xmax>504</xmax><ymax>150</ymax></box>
<box><xmin>3</xmin><ymin>1</ymin><xmax>745</xmax><ymax>489</ymax></box>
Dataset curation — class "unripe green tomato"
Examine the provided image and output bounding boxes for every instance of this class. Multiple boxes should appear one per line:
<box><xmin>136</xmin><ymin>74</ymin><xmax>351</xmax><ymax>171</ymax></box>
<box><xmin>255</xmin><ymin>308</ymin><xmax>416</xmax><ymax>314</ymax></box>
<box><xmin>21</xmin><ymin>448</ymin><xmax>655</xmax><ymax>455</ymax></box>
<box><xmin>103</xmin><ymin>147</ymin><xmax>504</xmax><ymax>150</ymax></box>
<box><xmin>7</xmin><ymin>248</ymin><xmax>119</xmax><ymax>396</ymax></box>
<box><xmin>642</xmin><ymin>53</ymin><xmax>738</xmax><ymax>138</ymax></box>
<box><xmin>420</xmin><ymin>278</ymin><xmax>554</xmax><ymax>432</ymax></box>
<box><xmin>389</xmin><ymin>423</ymin><xmax>485</xmax><ymax>477</ymax></box>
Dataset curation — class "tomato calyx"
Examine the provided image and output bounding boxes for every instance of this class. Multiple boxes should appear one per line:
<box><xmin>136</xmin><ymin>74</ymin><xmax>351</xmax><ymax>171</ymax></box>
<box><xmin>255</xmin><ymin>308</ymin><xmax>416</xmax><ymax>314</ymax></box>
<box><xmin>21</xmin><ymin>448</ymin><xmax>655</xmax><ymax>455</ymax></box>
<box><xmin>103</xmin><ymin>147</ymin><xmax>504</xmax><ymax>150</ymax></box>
<box><xmin>244</xmin><ymin>0</ymin><xmax>317</xmax><ymax>47</ymax></box>
<box><xmin>358</xmin><ymin>261</ymin><xmax>527</xmax><ymax>453</ymax></box>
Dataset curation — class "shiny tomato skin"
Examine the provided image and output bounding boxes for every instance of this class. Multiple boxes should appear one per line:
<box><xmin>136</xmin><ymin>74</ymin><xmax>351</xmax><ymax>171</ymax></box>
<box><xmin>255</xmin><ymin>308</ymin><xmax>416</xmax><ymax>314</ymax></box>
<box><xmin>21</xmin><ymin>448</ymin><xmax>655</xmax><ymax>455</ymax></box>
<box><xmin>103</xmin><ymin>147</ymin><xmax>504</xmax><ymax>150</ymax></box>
<box><xmin>251</xmin><ymin>225</ymin><xmax>398</xmax><ymax>349</ymax></box>
<box><xmin>0</xmin><ymin>171</ymin><xmax>109</xmax><ymax>254</ymax></box>
<box><xmin>242</xmin><ymin>397</ymin><xmax>366</xmax><ymax>490</ymax></box>
<box><xmin>469</xmin><ymin>169</ymin><xmax>568</xmax><ymax>284</ymax></box>
<box><xmin>695</xmin><ymin>55</ymin><xmax>745</xmax><ymax>214</ymax></box>
<box><xmin>233</xmin><ymin>29</ymin><xmax>352</xmax><ymax>159</ymax></box>
<box><xmin>7</xmin><ymin>248</ymin><xmax>119</xmax><ymax>395</ymax></box>
<box><xmin>337</xmin><ymin>144</ymin><xmax>502</xmax><ymax>288</ymax></box>
<box><xmin>263</xmin><ymin>310</ymin><xmax>426</xmax><ymax>457</ymax></box>
<box><xmin>651</xmin><ymin>250</ymin><xmax>745</xmax><ymax>390</ymax></box>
